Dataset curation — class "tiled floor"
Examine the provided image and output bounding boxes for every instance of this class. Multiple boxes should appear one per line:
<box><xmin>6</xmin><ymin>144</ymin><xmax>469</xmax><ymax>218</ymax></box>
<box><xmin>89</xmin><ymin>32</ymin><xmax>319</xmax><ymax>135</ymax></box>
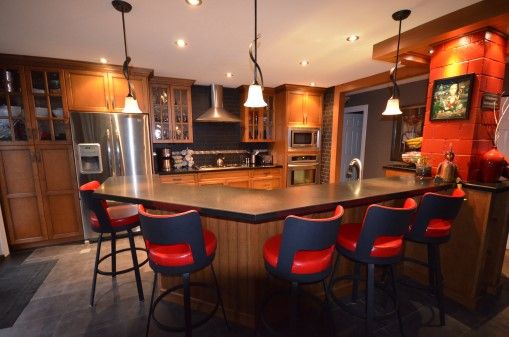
<box><xmin>0</xmin><ymin>238</ymin><xmax>508</xmax><ymax>337</ymax></box>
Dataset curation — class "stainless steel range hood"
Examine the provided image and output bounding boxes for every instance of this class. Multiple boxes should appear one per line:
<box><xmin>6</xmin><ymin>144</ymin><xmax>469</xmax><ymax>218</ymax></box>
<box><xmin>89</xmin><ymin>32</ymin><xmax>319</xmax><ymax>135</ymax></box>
<box><xmin>195</xmin><ymin>84</ymin><xmax>241</xmax><ymax>123</ymax></box>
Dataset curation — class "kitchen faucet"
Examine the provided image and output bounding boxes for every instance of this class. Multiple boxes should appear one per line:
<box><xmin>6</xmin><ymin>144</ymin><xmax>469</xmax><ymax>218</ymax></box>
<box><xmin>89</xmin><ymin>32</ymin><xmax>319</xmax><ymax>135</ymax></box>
<box><xmin>346</xmin><ymin>158</ymin><xmax>363</xmax><ymax>181</ymax></box>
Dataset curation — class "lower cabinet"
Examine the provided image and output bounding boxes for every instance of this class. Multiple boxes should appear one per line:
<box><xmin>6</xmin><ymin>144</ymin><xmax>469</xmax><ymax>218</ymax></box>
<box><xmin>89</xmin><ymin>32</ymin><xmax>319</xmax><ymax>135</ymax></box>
<box><xmin>0</xmin><ymin>145</ymin><xmax>82</xmax><ymax>248</ymax></box>
<box><xmin>160</xmin><ymin>168</ymin><xmax>282</xmax><ymax>190</ymax></box>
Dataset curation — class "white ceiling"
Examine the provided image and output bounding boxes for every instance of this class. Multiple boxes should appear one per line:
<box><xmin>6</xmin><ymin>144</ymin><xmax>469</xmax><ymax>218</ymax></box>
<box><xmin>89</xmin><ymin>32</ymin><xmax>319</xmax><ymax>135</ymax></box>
<box><xmin>0</xmin><ymin>0</ymin><xmax>480</xmax><ymax>88</ymax></box>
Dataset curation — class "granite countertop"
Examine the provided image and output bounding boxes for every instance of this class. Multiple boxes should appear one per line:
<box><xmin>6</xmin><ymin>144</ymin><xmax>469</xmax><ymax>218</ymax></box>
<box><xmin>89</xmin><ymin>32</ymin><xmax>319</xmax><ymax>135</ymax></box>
<box><xmin>159</xmin><ymin>164</ymin><xmax>283</xmax><ymax>175</ymax></box>
<box><xmin>94</xmin><ymin>175</ymin><xmax>449</xmax><ymax>223</ymax></box>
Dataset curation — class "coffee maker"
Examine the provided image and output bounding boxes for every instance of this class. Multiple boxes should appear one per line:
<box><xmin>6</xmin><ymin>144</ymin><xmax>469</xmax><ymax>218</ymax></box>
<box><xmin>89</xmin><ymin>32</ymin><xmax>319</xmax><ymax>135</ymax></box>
<box><xmin>158</xmin><ymin>148</ymin><xmax>172</xmax><ymax>172</ymax></box>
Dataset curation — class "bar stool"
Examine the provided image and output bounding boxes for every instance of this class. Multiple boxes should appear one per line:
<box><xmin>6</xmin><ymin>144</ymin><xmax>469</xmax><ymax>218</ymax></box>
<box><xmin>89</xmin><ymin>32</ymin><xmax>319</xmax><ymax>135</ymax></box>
<box><xmin>79</xmin><ymin>181</ymin><xmax>148</xmax><ymax>307</ymax></box>
<box><xmin>328</xmin><ymin>198</ymin><xmax>417</xmax><ymax>337</ymax></box>
<box><xmin>138</xmin><ymin>205</ymin><xmax>229</xmax><ymax>337</ymax></box>
<box><xmin>261</xmin><ymin>205</ymin><xmax>344</xmax><ymax>335</ymax></box>
<box><xmin>404</xmin><ymin>188</ymin><xmax>465</xmax><ymax>326</ymax></box>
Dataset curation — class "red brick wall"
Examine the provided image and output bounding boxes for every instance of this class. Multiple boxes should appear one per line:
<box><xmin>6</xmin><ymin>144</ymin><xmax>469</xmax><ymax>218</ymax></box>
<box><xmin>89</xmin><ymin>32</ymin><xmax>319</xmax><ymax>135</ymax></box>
<box><xmin>421</xmin><ymin>30</ymin><xmax>507</xmax><ymax>181</ymax></box>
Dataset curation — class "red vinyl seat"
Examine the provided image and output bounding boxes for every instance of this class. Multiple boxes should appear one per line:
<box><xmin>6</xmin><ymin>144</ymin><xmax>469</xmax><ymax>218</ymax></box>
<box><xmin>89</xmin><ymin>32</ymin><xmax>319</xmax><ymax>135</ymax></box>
<box><xmin>424</xmin><ymin>219</ymin><xmax>452</xmax><ymax>238</ymax></box>
<box><xmin>336</xmin><ymin>223</ymin><xmax>403</xmax><ymax>258</ymax></box>
<box><xmin>90</xmin><ymin>204</ymin><xmax>139</xmax><ymax>229</ymax></box>
<box><xmin>146</xmin><ymin>230</ymin><xmax>217</xmax><ymax>267</ymax></box>
<box><xmin>263</xmin><ymin>234</ymin><xmax>334</xmax><ymax>275</ymax></box>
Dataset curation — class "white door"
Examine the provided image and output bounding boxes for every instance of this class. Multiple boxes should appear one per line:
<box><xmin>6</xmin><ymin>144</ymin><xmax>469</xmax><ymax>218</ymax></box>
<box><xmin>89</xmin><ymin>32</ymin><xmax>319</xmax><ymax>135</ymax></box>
<box><xmin>341</xmin><ymin>111</ymin><xmax>364</xmax><ymax>181</ymax></box>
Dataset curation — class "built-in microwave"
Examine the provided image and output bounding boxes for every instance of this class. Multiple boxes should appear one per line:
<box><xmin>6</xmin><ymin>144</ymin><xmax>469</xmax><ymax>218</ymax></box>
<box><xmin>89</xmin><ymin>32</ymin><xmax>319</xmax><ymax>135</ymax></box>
<box><xmin>288</xmin><ymin>127</ymin><xmax>320</xmax><ymax>150</ymax></box>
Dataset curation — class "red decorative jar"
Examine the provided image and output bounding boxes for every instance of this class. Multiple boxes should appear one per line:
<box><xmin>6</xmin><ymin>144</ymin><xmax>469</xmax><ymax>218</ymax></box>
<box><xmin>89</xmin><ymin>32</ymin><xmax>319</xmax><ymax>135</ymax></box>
<box><xmin>479</xmin><ymin>147</ymin><xmax>505</xmax><ymax>183</ymax></box>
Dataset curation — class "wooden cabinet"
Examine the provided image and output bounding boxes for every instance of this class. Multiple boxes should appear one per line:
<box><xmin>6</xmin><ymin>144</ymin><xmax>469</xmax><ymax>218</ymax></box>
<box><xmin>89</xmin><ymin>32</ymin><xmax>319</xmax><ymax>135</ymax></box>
<box><xmin>65</xmin><ymin>69</ymin><xmax>149</xmax><ymax>113</ymax></box>
<box><xmin>0</xmin><ymin>66</ymin><xmax>31</xmax><ymax>145</ymax></box>
<box><xmin>287</xmin><ymin>91</ymin><xmax>323</xmax><ymax>126</ymax></box>
<box><xmin>239</xmin><ymin>86</ymin><xmax>275</xmax><ymax>142</ymax></box>
<box><xmin>150</xmin><ymin>77</ymin><xmax>195</xmax><ymax>143</ymax></box>
<box><xmin>160</xmin><ymin>168</ymin><xmax>283</xmax><ymax>190</ymax></box>
<box><xmin>0</xmin><ymin>147</ymin><xmax>47</xmax><ymax>245</ymax></box>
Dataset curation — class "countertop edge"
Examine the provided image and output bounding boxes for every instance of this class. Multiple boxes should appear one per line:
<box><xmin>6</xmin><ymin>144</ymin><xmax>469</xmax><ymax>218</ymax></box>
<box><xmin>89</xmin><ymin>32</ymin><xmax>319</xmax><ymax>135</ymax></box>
<box><xmin>159</xmin><ymin>165</ymin><xmax>283</xmax><ymax>175</ymax></box>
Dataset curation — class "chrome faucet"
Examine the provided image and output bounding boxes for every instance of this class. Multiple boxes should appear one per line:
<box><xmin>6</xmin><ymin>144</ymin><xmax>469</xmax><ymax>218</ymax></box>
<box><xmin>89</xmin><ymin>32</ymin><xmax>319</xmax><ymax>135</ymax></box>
<box><xmin>346</xmin><ymin>158</ymin><xmax>363</xmax><ymax>181</ymax></box>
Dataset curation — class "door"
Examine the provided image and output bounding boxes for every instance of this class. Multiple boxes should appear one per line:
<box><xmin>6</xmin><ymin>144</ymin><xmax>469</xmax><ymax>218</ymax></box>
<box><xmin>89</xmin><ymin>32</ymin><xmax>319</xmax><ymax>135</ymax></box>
<box><xmin>111</xmin><ymin>113</ymin><xmax>153</xmax><ymax>176</ymax></box>
<box><xmin>109</xmin><ymin>73</ymin><xmax>148</xmax><ymax>113</ymax></box>
<box><xmin>36</xmin><ymin>145</ymin><xmax>82</xmax><ymax>239</ymax></box>
<box><xmin>0</xmin><ymin>147</ymin><xmax>47</xmax><ymax>244</ymax></box>
<box><xmin>287</xmin><ymin>92</ymin><xmax>304</xmax><ymax>125</ymax></box>
<box><xmin>65</xmin><ymin>70</ymin><xmax>110</xmax><ymax>112</ymax></box>
<box><xmin>341</xmin><ymin>112</ymin><xmax>364</xmax><ymax>181</ymax></box>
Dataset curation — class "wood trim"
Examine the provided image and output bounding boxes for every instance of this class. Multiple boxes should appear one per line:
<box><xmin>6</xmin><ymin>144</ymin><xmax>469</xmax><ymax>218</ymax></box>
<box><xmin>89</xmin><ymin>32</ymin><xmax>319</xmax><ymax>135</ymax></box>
<box><xmin>275</xmin><ymin>84</ymin><xmax>326</xmax><ymax>94</ymax></box>
<box><xmin>329</xmin><ymin>88</ymin><xmax>344</xmax><ymax>183</ymax></box>
<box><xmin>373</xmin><ymin>0</ymin><xmax>509</xmax><ymax>62</ymax></box>
<box><xmin>0</xmin><ymin>53</ymin><xmax>153</xmax><ymax>77</ymax></box>
<box><xmin>150</xmin><ymin>76</ymin><xmax>195</xmax><ymax>86</ymax></box>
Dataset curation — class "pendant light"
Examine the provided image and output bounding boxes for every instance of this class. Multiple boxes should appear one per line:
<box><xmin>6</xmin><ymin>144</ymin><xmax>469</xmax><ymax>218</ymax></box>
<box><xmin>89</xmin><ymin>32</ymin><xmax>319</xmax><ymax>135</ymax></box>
<box><xmin>382</xmin><ymin>9</ymin><xmax>411</xmax><ymax>116</ymax></box>
<box><xmin>244</xmin><ymin>0</ymin><xmax>267</xmax><ymax>108</ymax></box>
<box><xmin>112</xmin><ymin>0</ymin><xmax>142</xmax><ymax>113</ymax></box>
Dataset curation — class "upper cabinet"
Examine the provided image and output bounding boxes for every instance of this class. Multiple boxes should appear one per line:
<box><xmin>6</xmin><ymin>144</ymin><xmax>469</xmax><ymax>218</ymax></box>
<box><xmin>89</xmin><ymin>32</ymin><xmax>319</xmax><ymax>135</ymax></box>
<box><xmin>149</xmin><ymin>77</ymin><xmax>194</xmax><ymax>143</ymax></box>
<box><xmin>65</xmin><ymin>69</ymin><xmax>149</xmax><ymax>113</ymax></box>
<box><xmin>27</xmin><ymin>68</ymin><xmax>70</xmax><ymax>143</ymax></box>
<box><xmin>239</xmin><ymin>86</ymin><xmax>275</xmax><ymax>142</ymax></box>
<box><xmin>0</xmin><ymin>67</ymin><xmax>30</xmax><ymax>145</ymax></box>
<box><xmin>286</xmin><ymin>90</ymin><xmax>323</xmax><ymax>127</ymax></box>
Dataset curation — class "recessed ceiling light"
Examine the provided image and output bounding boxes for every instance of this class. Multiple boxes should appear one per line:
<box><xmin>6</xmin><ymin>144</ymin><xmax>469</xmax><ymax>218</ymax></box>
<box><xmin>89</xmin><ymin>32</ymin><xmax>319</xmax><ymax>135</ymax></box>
<box><xmin>99</xmin><ymin>57</ymin><xmax>108</xmax><ymax>64</ymax></box>
<box><xmin>226</xmin><ymin>72</ymin><xmax>233</xmax><ymax>78</ymax></box>
<box><xmin>299</xmin><ymin>60</ymin><xmax>310</xmax><ymax>67</ymax></box>
<box><xmin>346</xmin><ymin>35</ymin><xmax>359</xmax><ymax>42</ymax></box>
<box><xmin>310</xmin><ymin>82</ymin><xmax>316</xmax><ymax>87</ymax></box>
<box><xmin>429</xmin><ymin>49</ymin><xmax>434</xmax><ymax>54</ymax></box>
<box><xmin>175</xmin><ymin>39</ymin><xmax>188</xmax><ymax>48</ymax></box>
<box><xmin>185</xmin><ymin>0</ymin><xmax>202</xmax><ymax>6</ymax></box>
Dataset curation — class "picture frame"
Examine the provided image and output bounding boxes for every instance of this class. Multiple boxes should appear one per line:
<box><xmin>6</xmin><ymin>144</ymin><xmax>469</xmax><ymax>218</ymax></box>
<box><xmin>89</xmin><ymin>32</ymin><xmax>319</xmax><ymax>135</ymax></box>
<box><xmin>390</xmin><ymin>105</ymin><xmax>426</xmax><ymax>161</ymax></box>
<box><xmin>430</xmin><ymin>73</ymin><xmax>475</xmax><ymax>121</ymax></box>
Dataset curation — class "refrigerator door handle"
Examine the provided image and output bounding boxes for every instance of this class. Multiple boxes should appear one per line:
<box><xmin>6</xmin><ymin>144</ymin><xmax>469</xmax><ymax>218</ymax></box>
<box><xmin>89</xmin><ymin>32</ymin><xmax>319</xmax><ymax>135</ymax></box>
<box><xmin>114</xmin><ymin>128</ymin><xmax>125</xmax><ymax>176</ymax></box>
<box><xmin>106</xmin><ymin>128</ymin><xmax>115</xmax><ymax>176</ymax></box>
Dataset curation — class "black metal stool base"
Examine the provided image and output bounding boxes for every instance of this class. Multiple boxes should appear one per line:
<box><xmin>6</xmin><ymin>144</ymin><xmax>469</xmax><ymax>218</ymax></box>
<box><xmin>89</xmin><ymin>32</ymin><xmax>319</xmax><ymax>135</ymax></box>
<box><xmin>259</xmin><ymin>282</ymin><xmax>334</xmax><ymax>337</ymax></box>
<box><xmin>96</xmin><ymin>247</ymin><xmax>148</xmax><ymax>276</ymax></box>
<box><xmin>151</xmin><ymin>282</ymin><xmax>220</xmax><ymax>332</ymax></box>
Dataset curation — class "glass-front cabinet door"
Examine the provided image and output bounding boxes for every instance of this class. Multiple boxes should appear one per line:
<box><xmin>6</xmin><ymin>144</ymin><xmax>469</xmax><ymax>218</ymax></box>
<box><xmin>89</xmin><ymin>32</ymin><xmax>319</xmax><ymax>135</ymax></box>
<box><xmin>150</xmin><ymin>79</ymin><xmax>193</xmax><ymax>144</ymax></box>
<box><xmin>0</xmin><ymin>67</ymin><xmax>30</xmax><ymax>144</ymax></box>
<box><xmin>241</xmin><ymin>88</ymin><xmax>275</xmax><ymax>142</ymax></box>
<box><xmin>28</xmin><ymin>69</ymin><xmax>69</xmax><ymax>143</ymax></box>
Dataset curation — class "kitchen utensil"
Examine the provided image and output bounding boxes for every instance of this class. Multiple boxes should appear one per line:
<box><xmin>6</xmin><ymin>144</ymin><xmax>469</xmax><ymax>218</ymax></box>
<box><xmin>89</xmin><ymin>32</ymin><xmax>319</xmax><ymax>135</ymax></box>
<box><xmin>216</xmin><ymin>153</ymin><xmax>225</xmax><ymax>167</ymax></box>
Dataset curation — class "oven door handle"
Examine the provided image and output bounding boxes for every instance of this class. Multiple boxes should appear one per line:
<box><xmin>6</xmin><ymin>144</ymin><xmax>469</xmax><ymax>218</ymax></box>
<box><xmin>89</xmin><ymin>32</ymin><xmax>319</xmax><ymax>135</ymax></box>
<box><xmin>288</xmin><ymin>163</ymin><xmax>319</xmax><ymax>168</ymax></box>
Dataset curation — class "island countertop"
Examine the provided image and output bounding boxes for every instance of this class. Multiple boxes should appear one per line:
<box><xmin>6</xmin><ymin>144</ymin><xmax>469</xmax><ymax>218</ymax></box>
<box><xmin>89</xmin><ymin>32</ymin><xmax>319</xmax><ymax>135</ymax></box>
<box><xmin>94</xmin><ymin>175</ymin><xmax>449</xmax><ymax>223</ymax></box>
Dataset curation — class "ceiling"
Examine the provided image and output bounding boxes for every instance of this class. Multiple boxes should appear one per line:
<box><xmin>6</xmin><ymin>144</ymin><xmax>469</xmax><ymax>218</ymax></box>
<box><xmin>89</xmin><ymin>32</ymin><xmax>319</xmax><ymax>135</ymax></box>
<box><xmin>0</xmin><ymin>0</ymin><xmax>480</xmax><ymax>88</ymax></box>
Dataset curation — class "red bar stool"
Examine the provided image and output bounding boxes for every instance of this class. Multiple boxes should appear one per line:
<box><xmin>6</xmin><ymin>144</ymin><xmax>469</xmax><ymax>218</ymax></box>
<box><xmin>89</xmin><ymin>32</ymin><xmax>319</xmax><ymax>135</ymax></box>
<box><xmin>328</xmin><ymin>198</ymin><xmax>417</xmax><ymax>337</ymax></box>
<box><xmin>260</xmin><ymin>206</ymin><xmax>344</xmax><ymax>336</ymax></box>
<box><xmin>138</xmin><ymin>205</ymin><xmax>229</xmax><ymax>337</ymax></box>
<box><xmin>404</xmin><ymin>188</ymin><xmax>465</xmax><ymax>326</ymax></box>
<box><xmin>79</xmin><ymin>181</ymin><xmax>148</xmax><ymax>307</ymax></box>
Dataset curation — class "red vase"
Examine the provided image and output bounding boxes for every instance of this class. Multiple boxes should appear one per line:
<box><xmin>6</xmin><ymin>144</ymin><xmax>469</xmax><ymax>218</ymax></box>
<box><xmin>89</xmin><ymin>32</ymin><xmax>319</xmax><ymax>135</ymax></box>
<box><xmin>479</xmin><ymin>147</ymin><xmax>505</xmax><ymax>183</ymax></box>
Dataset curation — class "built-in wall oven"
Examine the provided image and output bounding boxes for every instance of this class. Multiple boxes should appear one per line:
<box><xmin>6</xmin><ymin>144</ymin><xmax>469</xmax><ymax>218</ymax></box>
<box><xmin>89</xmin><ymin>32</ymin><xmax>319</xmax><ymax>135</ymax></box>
<box><xmin>287</xmin><ymin>154</ymin><xmax>320</xmax><ymax>187</ymax></box>
<box><xmin>288</xmin><ymin>127</ymin><xmax>320</xmax><ymax>151</ymax></box>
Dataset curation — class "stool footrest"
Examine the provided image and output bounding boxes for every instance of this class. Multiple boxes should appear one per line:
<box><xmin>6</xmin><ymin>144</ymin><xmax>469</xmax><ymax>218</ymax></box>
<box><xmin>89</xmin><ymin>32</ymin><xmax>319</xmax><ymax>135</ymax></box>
<box><xmin>152</xmin><ymin>282</ymin><xmax>219</xmax><ymax>332</ymax></box>
<box><xmin>97</xmin><ymin>247</ymin><xmax>148</xmax><ymax>276</ymax></box>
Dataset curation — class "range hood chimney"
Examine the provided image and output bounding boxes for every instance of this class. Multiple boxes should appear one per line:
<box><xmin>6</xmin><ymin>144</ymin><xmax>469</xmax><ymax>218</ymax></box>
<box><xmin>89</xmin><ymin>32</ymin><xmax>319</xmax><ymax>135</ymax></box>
<box><xmin>195</xmin><ymin>84</ymin><xmax>241</xmax><ymax>123</ymax></box>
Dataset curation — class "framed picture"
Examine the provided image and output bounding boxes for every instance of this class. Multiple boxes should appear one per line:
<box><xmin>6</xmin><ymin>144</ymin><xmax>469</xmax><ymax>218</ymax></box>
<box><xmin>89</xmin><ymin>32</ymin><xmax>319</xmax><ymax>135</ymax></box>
<box><xmin>430</xmin><ymin>73</ymin><xmax>475</xmax><ymax>121</ymax></box>
<box><xmin>390</xmin><ymin>105</ymin><xmax>426</xmax><ymax>161</ymax></box>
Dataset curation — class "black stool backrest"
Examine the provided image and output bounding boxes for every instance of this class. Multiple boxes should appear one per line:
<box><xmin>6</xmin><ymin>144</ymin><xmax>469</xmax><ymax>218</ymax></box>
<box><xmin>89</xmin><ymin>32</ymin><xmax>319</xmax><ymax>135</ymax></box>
<box><xmin>276</xmin><ymin>205</ymin><xmax>344</xmax><ymax>276</ymax></box>
<box><xmin>138</xmin><ymin>205</ymin><xmax>208</xmax><ymax>266</ymax></box>
<box><xmin>409</xmin><ymin>188</ymin><xmax>465</xmax><ymax>240</ymax></box>
<box><xmin>79</xmin><ymin>181</ymin><xmax>114</xmax><ymax>233</ymax></box>
<box><xmin>354</xmin><ymin>198</ymin><xmax>417</xmax><ymax>260</ymax></box>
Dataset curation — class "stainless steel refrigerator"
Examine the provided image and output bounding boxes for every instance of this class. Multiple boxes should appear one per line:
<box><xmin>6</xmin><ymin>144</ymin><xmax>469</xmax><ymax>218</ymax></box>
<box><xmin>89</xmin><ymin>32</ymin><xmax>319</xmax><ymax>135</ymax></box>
<box><xmin>70</xmin><ymin>112</ymin><xmax>153</xmax><ymax>240</ymax></box>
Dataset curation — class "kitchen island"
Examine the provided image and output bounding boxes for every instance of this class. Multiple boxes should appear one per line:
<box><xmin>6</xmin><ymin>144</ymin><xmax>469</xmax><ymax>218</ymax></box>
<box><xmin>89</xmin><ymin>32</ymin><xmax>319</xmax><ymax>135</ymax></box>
<box><xmin>94</xmin><ymin>175</ymin><xmax>455</xmax><ymax>326</ymax></box>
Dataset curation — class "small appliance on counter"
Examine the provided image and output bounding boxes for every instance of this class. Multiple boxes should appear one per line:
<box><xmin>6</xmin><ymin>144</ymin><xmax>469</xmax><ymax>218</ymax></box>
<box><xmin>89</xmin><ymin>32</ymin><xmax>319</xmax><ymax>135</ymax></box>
<box><xmin>157</xmin><ymin>148</ymin><xmax>172</xmax><ymax>172</ymax></box>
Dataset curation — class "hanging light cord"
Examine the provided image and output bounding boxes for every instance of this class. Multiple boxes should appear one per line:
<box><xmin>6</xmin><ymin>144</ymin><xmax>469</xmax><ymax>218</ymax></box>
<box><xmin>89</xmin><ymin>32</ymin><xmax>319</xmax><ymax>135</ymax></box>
<box><xmin>120</xmin><ymin>9</ymin><xmax>134</xmax><ymax>98</ymax></box>
<box><xmin>391</xmin><ymin>18</ymin><xmax>403</xmax><ymax>99</ymax></box>
<box><xmin>249</xmin><ymin>0</ymin><xmax>264</xmax><ymax>86</ymax></box>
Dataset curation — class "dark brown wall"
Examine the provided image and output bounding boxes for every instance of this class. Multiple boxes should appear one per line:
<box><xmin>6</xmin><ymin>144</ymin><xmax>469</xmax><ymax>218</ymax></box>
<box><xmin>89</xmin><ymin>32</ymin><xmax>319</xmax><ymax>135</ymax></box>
<box><xmin>345</xmin><ymin>79</ymin><xmax>429</xmax><ymax>178</ymax></box>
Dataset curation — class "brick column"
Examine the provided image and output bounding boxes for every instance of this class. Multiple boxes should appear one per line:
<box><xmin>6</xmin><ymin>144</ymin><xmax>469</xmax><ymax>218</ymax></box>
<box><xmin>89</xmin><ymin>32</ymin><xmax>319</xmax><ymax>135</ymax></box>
<box><xmin>421</xmin><ymin>30</ymin><xmax>507</xmax><ymax>181</ymax></box>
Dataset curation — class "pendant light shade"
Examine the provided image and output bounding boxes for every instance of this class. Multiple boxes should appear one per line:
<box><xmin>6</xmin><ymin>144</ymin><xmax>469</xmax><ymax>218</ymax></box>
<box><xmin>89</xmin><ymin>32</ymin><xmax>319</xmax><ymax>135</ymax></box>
<box><xmin>244</xmin><ymin>0</ymin><xmax>267</xmax><ymax>108</ymax></box>
<box><xmin>382</xmin><ymin>97</ymin><xmax>403</xmax><ymax>116</ymax></box>
<box><xmin>244</xmin><ymin>84</ymin><xmax>267</xmax><ymax>108</ymax></box>
<box><xmin>112</xmin><ymin>0</ymin><xmax>142</xmax><ymax>113</ymax></box>
<box><xmin>382</xmin><ymin>9</ymin><xmax>411</xmax><ymax>116</ymax></box>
